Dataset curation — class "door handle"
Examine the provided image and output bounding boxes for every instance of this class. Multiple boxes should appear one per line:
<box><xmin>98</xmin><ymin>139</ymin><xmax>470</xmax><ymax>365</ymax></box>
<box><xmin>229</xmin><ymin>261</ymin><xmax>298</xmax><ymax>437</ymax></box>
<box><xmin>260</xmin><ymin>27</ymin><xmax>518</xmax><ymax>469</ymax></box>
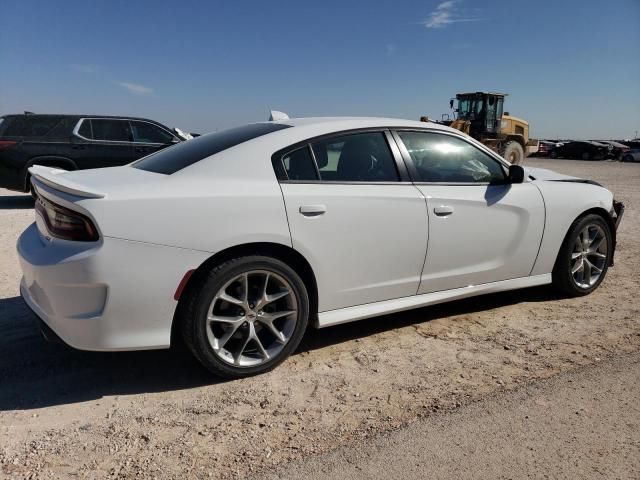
<box><xmin>135</xmin><ymin>147</ymin><xmax>148</xmax><ymax>153</ymax></box>
<box><xmin>434</xmin><ymin>205</ymin><xmax>454</xmax><ymax>216</ymax></box>
<box><xmin>72</xmin><ymin>145</ymin><xmax>85</xmax><ymax>150</ymax></box>
<box><xmin>299</xmin><ymin>205</ymin><xmax>327</xmax><ymax>217</ymax></box>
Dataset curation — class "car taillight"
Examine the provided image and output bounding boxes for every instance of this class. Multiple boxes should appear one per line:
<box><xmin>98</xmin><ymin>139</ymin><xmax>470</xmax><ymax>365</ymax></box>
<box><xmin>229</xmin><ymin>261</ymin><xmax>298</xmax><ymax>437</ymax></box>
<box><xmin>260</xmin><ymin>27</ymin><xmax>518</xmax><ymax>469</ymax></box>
<box><xmin>35</xmin><ymin>196</ymin><xmax>99</xmax><ymax>242</ymax></box>
<box><xmin>0</xmin><ymin>141</ymin><xmax>17</xmax><ymax>150</ymax></box>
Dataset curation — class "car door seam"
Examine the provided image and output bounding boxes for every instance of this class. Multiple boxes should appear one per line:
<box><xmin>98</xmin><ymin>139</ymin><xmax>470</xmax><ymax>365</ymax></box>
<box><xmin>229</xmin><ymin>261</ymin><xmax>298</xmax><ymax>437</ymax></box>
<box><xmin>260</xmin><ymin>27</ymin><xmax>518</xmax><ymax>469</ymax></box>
<box><xmin>275</xmin><ymin>180</ymin><xmax>295</xmax><ymax>248</ymax></box>
<box><xmin>528</xmin><ymin>182</ymin><xmax>547</xmax><ymax>276</ymax></box>
<box><xmin>413</xmin><ymin>184</ymin><xmax>430</xmax><ymax>295</ymax></box>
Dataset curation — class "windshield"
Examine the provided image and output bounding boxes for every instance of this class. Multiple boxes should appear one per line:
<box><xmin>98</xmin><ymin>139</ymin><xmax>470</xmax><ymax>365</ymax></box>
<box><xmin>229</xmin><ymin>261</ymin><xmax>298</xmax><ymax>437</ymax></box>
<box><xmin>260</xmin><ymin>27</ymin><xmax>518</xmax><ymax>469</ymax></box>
<box><xmin>457</xmin><ymin>97</ymin><xmax>484</xmax><ymax>120</ymax></box>
<box><xmin>133</xmin><ymin>122</ymin><xmax>291</xmax><ymax>174</ymax></box>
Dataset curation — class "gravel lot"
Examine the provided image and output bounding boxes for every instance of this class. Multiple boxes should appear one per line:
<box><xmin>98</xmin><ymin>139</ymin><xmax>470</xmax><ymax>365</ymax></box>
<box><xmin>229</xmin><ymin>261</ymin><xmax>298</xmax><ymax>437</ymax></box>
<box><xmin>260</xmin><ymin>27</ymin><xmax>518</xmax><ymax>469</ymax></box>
<box><xmin>1</xmin><ymin>158</ymin><xmax>639</xmax><ymax>479</ymax></box>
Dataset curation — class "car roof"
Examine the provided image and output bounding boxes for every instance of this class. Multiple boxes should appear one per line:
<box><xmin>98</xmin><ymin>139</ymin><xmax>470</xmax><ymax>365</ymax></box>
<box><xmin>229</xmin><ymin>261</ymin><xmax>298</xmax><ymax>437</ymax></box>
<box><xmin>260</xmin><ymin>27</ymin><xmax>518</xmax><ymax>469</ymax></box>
<box><xmin>0</xmin><ymin>113</ymin><xmax>170</xmax><ymax>124</ymax></box>
<box><xmin>275</xmin><ymin>116</ymin><xmax>452</xmax><ymax>131</ymax></box>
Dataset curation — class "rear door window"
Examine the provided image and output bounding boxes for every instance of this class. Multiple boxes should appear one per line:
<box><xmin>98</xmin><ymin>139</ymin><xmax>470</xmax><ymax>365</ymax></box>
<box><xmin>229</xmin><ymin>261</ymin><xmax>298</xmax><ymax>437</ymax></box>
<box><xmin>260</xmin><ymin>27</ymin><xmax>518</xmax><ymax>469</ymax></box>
<box><xmin>310</xmin><ymin>132</ymin><xmax>399</xmax><ymax>182</ymax></box>
<box><xmin>133</xmin><ymin>122</ymin><xmax>291</xmax><ymax>174</ymax></box>
<box><xmin>91</xmin><ymin>119</ymin><xmax>133</xmax><ymax>142</ymax></box>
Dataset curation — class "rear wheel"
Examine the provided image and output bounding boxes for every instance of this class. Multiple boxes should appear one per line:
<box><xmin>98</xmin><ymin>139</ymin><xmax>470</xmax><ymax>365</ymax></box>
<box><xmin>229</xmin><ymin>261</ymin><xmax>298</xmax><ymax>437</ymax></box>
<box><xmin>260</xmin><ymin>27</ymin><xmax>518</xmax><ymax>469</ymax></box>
<box><xmin>502</xmin><ymin>141</ymin><xmax>524</xmax><ymax>164</ymax></box>
<box><xmin>552</xmin><ymin>214</ymin><xmax>612</xmax><ymax>296</ymax></box>
<box><xmin>622</xmin><ymin>154</ymin><xmax>634</xmax><ymax>163</ymax></box>
<box><xmin>581</xmin><ymin>151</ymin><xmax>591</xmax><ymax>161</ymax></box>
<box><xmin>550</xmin><ymin>150</ymin><xmax>558</xmax><ymax>159</ymax></box>
<box><xmin>180</xmin><ymin>256</ymin><xmax>309</xmax><ymax>378</ymax></box>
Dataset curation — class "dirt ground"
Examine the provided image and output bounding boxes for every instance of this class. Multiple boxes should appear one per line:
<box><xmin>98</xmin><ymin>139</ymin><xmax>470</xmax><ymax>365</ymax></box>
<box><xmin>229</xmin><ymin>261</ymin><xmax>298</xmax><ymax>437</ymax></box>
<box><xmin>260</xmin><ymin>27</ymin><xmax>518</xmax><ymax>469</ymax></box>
<box><xmin>1</xmin><ymin>158</ymin><xmax>639</xmax><ymax>479</ymax></box>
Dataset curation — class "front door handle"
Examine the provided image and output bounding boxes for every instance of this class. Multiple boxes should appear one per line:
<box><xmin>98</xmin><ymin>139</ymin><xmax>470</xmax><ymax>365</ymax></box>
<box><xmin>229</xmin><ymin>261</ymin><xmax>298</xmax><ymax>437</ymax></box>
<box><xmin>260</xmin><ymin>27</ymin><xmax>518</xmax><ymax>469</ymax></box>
<box><xmin>135</xmin><ymin>147</ymin><xmax>148</xmax><ymax>153</ymax></box>
<box><xmin>299</xmin><ymin>205</ymin><xmax>327</xmax><ymax>217</ymax></box>
<box><xmin>434</xmin><ymin>205</ymin><xmax>454</xmax><ymax>216</ymax></box>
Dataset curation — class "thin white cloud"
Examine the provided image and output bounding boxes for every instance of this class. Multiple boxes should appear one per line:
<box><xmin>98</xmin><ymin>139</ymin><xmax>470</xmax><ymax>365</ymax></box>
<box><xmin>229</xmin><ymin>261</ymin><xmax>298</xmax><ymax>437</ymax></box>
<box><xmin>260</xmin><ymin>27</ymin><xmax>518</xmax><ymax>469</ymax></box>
<box><xmin>70</xmin><ymin>64</ymin><xmax>101</xmax><ymax>74</ymax></box>
<box><xmin>385</xmin><ymin>43</ymin><xmax>396</xmax><ymax>56</ymax></box>
<box><xmin>116</xmin><ymin>82</ymin><xmax>153</xmax><ymax>95</ymax></box>
<box><xmin>423</xmin><ymin>1</ymin><xmax>482</xmax><ymax>29</ymax></box>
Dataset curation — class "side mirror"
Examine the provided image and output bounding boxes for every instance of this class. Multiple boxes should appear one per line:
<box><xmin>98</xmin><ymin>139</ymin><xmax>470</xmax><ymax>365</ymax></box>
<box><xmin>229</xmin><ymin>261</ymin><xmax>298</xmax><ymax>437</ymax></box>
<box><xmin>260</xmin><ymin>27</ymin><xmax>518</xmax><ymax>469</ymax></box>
<box><xmin>449</xmin><ymin>99</ymin><xmax>454</xmax><ymax>109</ymax></box>
<box><xmin>508</xmin><ymin>164</ymin><xmax>525</xmax><ymax>184</ymax></box>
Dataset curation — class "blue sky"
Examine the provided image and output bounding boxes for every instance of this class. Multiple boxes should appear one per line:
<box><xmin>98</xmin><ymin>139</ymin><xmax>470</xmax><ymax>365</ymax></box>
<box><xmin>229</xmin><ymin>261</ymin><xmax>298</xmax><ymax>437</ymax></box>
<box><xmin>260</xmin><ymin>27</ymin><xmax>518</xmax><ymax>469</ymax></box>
<box><xmin>1</xmin><ymin>0</ymin><xmax>638</xmax><ymax>139</ymax></box>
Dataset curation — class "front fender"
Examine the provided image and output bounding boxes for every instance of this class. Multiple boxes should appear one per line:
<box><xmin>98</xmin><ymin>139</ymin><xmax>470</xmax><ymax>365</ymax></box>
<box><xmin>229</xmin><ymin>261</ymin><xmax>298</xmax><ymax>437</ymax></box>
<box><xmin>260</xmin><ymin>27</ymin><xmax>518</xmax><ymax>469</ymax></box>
<box><xmin>530</xmin><ymin>181</ymin><xmax>614</xmax><ymax>276</ymax></box>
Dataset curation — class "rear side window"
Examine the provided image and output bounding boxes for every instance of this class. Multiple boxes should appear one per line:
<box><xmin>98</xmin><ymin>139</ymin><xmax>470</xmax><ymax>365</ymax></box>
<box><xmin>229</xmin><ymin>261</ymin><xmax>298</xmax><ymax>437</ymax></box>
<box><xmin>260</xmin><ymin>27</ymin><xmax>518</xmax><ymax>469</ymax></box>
<box><xmin>91</xmin><ymin>119</ymin><xmax>133</xmax><ymax>142</ymax></box>
<box><xmin>133</xmin><ymin>123</ymin><xmax>291</xmax><ymax>174</ymax></box>
<box><xmin>0</xmin><ymin>116</ymin><xmax>65</xmax><ymax>137</ymax></box>
<box><xmin>283</xmin><ymin>146</ymin><xmax>318</xmax><ymax>181</ymax></box>
<box><xmin>311</xmin><ymin>132</ymin><xmax>399</xmax><ymax>182</ymax></box>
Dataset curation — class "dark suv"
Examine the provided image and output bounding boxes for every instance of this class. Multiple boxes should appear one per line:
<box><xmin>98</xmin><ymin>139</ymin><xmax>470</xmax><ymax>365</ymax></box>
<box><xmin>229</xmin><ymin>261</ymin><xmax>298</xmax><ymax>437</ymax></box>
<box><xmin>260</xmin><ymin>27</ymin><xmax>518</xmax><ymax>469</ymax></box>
<box><xmin>0</xmin><ymin>113</ymin><xmax>187</xmax><ymax>192</ymax></box>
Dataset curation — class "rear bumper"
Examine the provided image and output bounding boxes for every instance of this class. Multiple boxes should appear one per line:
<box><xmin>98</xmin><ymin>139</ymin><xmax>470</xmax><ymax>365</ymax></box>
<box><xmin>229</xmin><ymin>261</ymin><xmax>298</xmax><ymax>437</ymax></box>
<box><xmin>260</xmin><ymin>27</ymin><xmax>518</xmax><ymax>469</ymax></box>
<box><xmin>17</xmin><ymin>223</ymin><xmax>210</xmax><ymax>351</ymax></box>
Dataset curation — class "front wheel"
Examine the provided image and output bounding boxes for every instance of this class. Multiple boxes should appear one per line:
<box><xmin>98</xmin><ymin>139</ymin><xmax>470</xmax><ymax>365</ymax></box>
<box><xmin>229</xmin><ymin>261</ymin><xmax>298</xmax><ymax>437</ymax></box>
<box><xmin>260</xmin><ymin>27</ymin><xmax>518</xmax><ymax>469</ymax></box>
<box><xmin>622</xmin><ymin>154</ymin><xmax>634</xmax><ymax>163</ymax></box>
<box><xmin>581</xmin><ymin>151</ymin><xmax>591</xmax><ymax>161</ymax></box>
<box><xmin>180</xmin><ymin>256</ymin><xmax>310</xmax><ymax>378</ymax></box>
<box><xmin>552</xmin><ymin>214</ymin><xmax>613</xmax><ymax>296</ymax></box>
<box><xmin>502</xmin><ymin>141</ymin><xmax>524</xmax><ymax>164</ymax></box>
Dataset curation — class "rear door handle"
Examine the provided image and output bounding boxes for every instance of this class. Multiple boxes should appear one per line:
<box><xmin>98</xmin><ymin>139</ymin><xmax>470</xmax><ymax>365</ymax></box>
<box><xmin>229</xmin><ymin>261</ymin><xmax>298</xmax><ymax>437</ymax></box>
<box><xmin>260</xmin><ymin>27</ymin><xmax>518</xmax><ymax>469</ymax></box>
<box><xmin>434</xmin><ymin>205</ymin><xmax>454</xmax><ymax>216</ymax></box>
<box><xmin>299</xmin><ymin>205</ymin><xmax>327</xmax><ymax>217</ymax></box>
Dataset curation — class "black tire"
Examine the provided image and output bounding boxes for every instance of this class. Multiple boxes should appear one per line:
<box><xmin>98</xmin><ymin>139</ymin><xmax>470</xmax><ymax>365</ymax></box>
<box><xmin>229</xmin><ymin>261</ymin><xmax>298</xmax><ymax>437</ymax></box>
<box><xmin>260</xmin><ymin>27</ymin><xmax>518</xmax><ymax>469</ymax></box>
<box><xmin>581</xmin><ymin>151</ymin><xmax>591</xmax><ymax>161</ymax></box>
<box><xmin>550</xmin><ymin>150</ymin><xmax>558</xmax><ymax>159</ymax></box>
<box><xmin>180</xmin><ymin>255</ymin><xmax>309</xmax><ymax>378</ymax></box>
<box><xmin>622</xmin><ymin>154</ymin><xmax>634</xmax><ymax>163</ymax></box>
<box><xmin>502</xmin><ymin>141</ymin><xmax>524</xmax><ymax>165</ymax></box>
<box><xmin>552</xmin><ymin>214</ymin><xmax>613</xmax><ymax>297</ymax></box>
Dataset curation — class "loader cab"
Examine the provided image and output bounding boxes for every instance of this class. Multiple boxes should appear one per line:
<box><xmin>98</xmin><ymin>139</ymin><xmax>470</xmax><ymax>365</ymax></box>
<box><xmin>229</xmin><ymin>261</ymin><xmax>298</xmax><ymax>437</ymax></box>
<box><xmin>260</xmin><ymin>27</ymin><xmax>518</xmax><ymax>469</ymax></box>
<box><xmin>454</xmin><ymin>92</ymin><xmax>505</xmax><ymax>138</ymax></box>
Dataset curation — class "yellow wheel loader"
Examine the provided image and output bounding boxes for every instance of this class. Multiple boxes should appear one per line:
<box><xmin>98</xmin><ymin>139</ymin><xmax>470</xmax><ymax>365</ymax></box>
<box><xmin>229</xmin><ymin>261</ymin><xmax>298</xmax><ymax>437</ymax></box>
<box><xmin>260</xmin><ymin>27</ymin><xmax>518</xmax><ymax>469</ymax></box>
<box><xmin>421</xmin><ymin>92</ymin><xmax>538</xmax><ymax>164</ymax></box>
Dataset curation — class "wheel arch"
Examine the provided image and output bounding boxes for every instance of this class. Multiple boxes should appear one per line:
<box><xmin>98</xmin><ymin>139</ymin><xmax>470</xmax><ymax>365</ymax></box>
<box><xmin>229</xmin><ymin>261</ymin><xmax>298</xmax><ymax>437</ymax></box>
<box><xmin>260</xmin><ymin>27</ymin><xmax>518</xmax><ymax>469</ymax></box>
<box><xmin>170</xmin><ymin>242</ymin><xmax>319</xmax><ymax>346</ymax></box>
<box><xmin>553</xmin><ymin>207</ymin><xmax>617</xmax><ymax>269</ymax></box>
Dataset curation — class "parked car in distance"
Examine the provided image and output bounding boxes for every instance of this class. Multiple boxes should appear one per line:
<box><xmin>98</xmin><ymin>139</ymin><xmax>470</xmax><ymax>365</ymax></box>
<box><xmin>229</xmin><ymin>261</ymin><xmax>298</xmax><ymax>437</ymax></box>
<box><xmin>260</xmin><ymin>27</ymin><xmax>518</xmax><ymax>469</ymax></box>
<box><xmin>0</xmin><ymin>113</ymin><xmax>190</xmax><ymax>193</ymax></box>
<box><xmin>621</xmin><ymin>149</ymin><xmax>640</xmax><ymax>162</ymax></box>
<box><xmin>18</xmin><ymin>117</ymin><xmax>624</xmax><ymax>378</ymax></box>
<box><xmin>535</xmin><ymin>140</ymin><xmax>563</xmax><ymax>157</ymax></box>
<box><xmin>592</xmin><ymin>140</ymin><xmax>630</xmax><ymax>160</ymax></box>
<box><xmin>549</xmin><ymin>140</ymin><xmax>609</xmax><ymax>160</ymax></box>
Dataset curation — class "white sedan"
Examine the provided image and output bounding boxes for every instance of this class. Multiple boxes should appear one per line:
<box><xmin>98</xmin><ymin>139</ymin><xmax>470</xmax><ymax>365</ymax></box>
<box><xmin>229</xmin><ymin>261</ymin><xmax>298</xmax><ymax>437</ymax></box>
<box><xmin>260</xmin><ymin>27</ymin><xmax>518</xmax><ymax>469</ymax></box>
<box><xmin>18</xmin><ymin>117</ymin><xmax>624</xmax><ymax>378</ymax></box>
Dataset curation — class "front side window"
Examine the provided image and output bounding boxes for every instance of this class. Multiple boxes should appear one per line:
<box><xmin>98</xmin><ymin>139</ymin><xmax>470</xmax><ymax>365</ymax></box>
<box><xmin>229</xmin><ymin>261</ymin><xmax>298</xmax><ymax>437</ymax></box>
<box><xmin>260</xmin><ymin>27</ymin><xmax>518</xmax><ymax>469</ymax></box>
<box><xmin>310</xmin><ymin>132</ymin><xmax>399</xmax><ymax>182</ymax></box>
<box><xmin>130</xmin><ymin>121</ymin><xmax>175</xmax><ymax>144</ymax></box>
<box><xmin>91</xmin><ymin>119</ymin><xmax>132</xmax><ymax>142</ymax></box>
<box><xmin>397</xmin><ymin>131</ymin><xmax>506</xmax><ymax>183</ymax></box>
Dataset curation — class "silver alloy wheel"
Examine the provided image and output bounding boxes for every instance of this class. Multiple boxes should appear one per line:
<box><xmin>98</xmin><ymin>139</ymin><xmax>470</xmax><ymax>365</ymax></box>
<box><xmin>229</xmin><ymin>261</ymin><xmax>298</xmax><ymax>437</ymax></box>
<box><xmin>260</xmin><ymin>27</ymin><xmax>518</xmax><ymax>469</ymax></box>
<box><xmin>571</xmin><ymin>224</ymin><xmax>608</xmax><ymax>289</ymax></box>
<box><xmin>206</xmin><ymin>270</ymin><xmax>298</xmax><ymax>367</ymax></box>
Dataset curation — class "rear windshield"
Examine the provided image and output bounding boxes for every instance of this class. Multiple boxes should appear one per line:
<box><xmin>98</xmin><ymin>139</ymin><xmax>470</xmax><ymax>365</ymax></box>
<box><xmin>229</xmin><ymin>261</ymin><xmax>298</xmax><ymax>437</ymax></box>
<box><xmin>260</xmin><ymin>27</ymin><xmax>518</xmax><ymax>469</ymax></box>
<box><xmin>132</xmin><ymin>123</ymin><xmax>291</xmax><ymax>174</ymax></box>
<box><xmin>0</xmin><ymin>115</ymin><xmax>68</xmax><ymax>138</ymax></box>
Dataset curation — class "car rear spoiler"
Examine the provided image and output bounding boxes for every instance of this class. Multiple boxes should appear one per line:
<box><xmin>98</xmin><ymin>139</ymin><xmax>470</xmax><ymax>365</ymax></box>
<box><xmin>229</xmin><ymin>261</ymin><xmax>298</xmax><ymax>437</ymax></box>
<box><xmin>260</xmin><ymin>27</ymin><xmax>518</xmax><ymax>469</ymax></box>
<box><xmin>28</xmin><ymin>165</ymin><xmax>106</xmax><ymax>199</ymax></box>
